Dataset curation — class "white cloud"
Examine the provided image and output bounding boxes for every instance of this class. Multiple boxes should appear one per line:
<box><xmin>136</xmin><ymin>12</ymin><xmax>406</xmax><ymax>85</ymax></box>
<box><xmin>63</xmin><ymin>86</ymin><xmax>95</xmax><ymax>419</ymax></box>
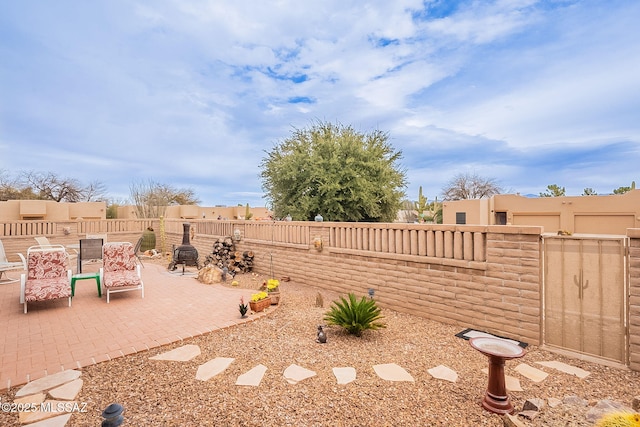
<box><xmin>0</xmin><ymin>0</ymin><xmax>638</xmax><ymax>206</ymax></box>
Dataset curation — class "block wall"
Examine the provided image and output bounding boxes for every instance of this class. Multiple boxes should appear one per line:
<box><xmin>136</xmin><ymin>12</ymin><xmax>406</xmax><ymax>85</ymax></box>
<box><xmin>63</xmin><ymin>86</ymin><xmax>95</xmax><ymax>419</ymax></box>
<box><xmin>224</xmin><ymin>226</ymin><xmax>542</xmax><ymax>346</ymax></box>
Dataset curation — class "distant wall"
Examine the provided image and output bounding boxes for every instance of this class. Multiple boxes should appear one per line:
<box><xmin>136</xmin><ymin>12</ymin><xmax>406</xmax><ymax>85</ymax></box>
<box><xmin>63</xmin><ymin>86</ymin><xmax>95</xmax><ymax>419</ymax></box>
<box><xmin>0</xmin><ymin>200</ymin><xmax>106</xmax><ymax>221</ymax></box>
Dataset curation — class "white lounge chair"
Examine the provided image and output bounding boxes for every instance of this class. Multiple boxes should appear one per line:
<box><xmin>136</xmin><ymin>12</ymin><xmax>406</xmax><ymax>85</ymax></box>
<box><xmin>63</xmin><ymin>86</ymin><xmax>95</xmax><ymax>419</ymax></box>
<box><xmin>0</xmin><ymin>239</ymin><xmax>26</xmax><ymax>284</ymax></box>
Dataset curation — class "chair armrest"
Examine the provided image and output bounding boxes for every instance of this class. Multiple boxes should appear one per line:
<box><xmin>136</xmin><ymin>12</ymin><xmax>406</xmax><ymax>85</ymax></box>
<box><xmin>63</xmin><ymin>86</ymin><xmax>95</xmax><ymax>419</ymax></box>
<box><xmin>16</xmin><ymin>253</ymin><xmax>27</xmax><ymax>270</ymax></box>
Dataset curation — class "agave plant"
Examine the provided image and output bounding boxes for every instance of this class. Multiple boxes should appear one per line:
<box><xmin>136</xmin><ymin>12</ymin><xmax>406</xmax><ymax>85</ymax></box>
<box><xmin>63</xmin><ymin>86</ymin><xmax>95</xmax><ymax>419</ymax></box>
<box><xmin>323</xmin><ymin>293</ymin><xmax>386</xmax><ymax>336</ymax></box>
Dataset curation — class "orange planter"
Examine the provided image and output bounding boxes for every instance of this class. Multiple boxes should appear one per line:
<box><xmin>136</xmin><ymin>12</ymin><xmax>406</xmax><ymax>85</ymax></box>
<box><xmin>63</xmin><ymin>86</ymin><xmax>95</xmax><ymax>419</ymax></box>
<box><xmin>249</xmin><ymin>297</ymin><xmax>271</xmax><ymax>312</ymax></box>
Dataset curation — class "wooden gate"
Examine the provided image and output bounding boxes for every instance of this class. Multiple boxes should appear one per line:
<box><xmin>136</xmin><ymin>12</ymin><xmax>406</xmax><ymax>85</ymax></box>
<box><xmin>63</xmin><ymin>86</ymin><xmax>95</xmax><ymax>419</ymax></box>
<box><xmin>543</xmin><ymin>236</ymin><xmax>628</xmax><ymax>365</ymax></box>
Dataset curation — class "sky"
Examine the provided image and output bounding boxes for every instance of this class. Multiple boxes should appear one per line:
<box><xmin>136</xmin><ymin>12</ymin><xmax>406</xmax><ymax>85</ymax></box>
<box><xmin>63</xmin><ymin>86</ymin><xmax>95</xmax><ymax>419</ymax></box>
<box><xmin>1</xmin><ymin>0</ymin><xmax>639</xmax><ymax>208</ymax></box>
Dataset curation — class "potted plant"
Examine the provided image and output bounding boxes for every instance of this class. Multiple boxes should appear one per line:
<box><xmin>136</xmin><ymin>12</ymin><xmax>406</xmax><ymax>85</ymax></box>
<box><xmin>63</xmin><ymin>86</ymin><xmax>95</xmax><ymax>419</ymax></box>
<box><xmin>266</xmin><ymin>278</ymin><xmax>280</xmax><ymax>305</ymax></box>
<box><xmin>249</xmin><ymin>291</ymin><xmax>271</xmax><ymax>313</ymax></box>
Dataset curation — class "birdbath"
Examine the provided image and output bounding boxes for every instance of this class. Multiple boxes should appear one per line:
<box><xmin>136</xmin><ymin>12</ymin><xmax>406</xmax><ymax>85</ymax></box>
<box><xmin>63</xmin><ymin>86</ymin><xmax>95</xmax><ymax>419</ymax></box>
<box><xmin>469</xmin><ymin>337</ymin><xmax>526</xmax><ymax>415</ymax></box>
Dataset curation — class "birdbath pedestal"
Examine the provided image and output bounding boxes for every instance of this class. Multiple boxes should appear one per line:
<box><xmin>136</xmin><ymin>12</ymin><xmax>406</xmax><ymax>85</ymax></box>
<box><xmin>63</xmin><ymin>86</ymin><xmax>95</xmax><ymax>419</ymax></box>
<box><xmin>469</xmin><ymin>337</ymin><xmax>526</xmax><ymax>415</ymax></box>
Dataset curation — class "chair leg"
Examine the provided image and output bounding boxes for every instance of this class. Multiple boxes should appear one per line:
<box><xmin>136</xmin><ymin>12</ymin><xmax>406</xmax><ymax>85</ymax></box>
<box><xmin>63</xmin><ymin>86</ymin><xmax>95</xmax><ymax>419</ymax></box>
<box><xmin>68</xmin><ymin>297</ymin><xmax>72</xmax><ymax>307</ymax></box>
<box><xmin>24</xmin><ymin>302</ymin><xmax>27</xmax><ymax>314</ymax></box>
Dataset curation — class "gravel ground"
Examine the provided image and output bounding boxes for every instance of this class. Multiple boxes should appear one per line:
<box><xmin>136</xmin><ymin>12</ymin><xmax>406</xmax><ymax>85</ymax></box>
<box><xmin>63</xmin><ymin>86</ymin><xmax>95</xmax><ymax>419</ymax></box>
<box><xmin>1</xmin><ymin>267</ymin><xmax>638</xmax><ymax>427</ymax></box>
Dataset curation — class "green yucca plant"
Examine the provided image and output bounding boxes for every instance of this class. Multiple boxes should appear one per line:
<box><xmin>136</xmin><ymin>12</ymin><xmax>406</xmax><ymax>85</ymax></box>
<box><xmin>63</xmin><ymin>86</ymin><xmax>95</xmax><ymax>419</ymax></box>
<box><xmin>323</xmin><ymin>293</ymin><xmax>386</xmax><ymax>336</ymax></box>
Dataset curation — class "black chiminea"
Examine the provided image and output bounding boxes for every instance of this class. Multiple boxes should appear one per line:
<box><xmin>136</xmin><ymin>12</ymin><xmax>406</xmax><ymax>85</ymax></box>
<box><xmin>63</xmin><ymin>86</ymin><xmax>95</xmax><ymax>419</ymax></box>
<box><xmin>168</xmin><ymin>223</ymin><xmax>200</xmax><ymax>273</ymax></box>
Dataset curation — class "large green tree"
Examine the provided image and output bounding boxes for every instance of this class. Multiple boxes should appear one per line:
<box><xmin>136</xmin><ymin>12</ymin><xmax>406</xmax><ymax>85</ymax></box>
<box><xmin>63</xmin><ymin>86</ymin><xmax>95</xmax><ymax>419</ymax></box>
<box><xmin>260</xmin><ymin>121</ymin><xmax>407</xmax><ymax>222</ymax></box>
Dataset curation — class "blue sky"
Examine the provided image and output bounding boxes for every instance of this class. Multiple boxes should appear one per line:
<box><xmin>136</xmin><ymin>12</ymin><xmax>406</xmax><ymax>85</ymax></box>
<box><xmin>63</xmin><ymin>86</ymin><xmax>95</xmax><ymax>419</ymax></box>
<box><xmin>1</xmin><ymin>0</ymin><xmax>639</xmax><ymax>207</ymax></box>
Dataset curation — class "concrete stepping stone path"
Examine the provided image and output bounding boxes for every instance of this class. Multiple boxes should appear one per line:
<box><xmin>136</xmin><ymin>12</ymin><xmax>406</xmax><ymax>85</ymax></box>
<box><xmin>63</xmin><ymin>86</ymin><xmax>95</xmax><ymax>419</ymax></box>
<box><xmin>515</xmin><ymin>363</ymin><xmax>549</xmax><ymax>383</ymax></box>
<box><xmin>15</xmin><ymin>370</ymin><xmax>82</xmax><ymax>398</ymax></box>
<box><xmin>196</xmin><ymin>357</ymin><xmax>235</xmax><ymax>381</ymax></box>
<box><xmin>236</xmin><ymin>364</ymin><xmax>268</xmax><ymax>387</ymax></box>
<box><xmin>48</xmin><ymin>380</ymin><xmax>83</xmax><ymax>401</ymax></box>
<box><xmin>18</xmin><ymin>414</ymin><xmax>72</xmax><ymax>427</ymax></box>
<box><xmin>535</xmin><ymin>361</ymin><xmax>590</xmax><ymax>379</ymax></box>
<box><xmin>428</xmin><ymin>365</ymin><xmax>458</xmax><ymax>383</ymax></box>
<box><xmin>9</xmin><ymin>369</ymin><xmax>85</xmax><ymax>426</ymax></box>
<box><xmin>332</xmin><ymin>367</ymin><xmax>357</xmax><ymax>385</ymax></box>
<box><xmin>283</xmin><ymin>364</ymin><xmax>316</xmax><ymax>384</ymax></box>
<box><xmin>373</xmin><ymin>363</ymin><xmax>414</xmax><ymax>382</ymax></box>
<box><xmin>149</xmin><ymin>344</ymin><xmax>201</xmax><ymax>362</ymax></box>
<box><xmin>18</xmin><ymin>400</ymin><xmax>80</xmax><ymax>425</ymax></box>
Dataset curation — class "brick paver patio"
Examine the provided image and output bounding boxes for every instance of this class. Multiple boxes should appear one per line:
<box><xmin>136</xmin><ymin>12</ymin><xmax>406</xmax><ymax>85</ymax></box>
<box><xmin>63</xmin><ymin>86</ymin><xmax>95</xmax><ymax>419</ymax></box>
<box><xmin>0</xmin><ymin>261</ymin><xmax>264</xmax><ymax>391</ymax></box>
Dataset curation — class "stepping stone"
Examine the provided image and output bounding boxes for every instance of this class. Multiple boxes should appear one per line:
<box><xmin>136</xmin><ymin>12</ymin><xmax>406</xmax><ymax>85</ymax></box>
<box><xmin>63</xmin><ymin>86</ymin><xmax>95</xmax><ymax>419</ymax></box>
<box><xmin>283</xmin><ymin>364</ymin><xmax>316</xmax><ymax>384</ymax></box>
<box><xmin>17</xmin><ymin>414</ymin><xmax>72</xmax><ymax>427</ymax></box>
<box><xmin>236</xmin><ymin>364</ymin><xmax>267</xmax><ymax>386</ymax></box>
<box><xmin>548</xmin><ymin>397</ymin><xmax>562</xmax><ymax>407</ymax></box>
<box><xmin>14</xmin><ymin>392</ymin><xmax>46</xmax><ymax>405</ymax></box>
<box><xmin>586</xmin><ymin>399</ymin><xmax>631</xmax><ymax>423</ymax></box>
<box><xmin>49</xmin><ymin>379</ymin><xmax>83</xmax><ymax>400</ymax></box>
<box><xmin>16</xmin><ymin>370</ymin><xmax>82</xmax><ymax>397</ymax></box>
<box><xmin>18</xmin><ymin>400</ymin><xmax>77</xmax><ymax>424</ymax></box>
<box><xmin>535</xmin><ymin>361</ymin><xmax>590</xmax><ymax>379</ymax></box>
<box><xmin>482</xmin><ymin>368</ymin><xmax>523</xmax><ymax>391</ymax></box>
<box><xmin>373</xmin><ymin>363</ymin><xmax>414</xmax><ymax>382</ymax></box>
<box><xmin>150</xmin><ymin>344</ymin><xmax>201</xmax><ymax>362</ymax></box>
<box><xmin>428</xmin><ymin>365</ymin><xmax>458</xmax><ymax>382</ymax></box>
<box><xmin>515</xmin><ymin>363</ymin><xmax>548</xmax><ymax>383</ymax></box>
<box><xmin>196</xmin><ymin>357</ymin><xmax>235</xmax><ymax>381</ymax></box>
<box><xmin>332</xmin><ymin>367</ymin><xmax>356</xmax><ymax>385</ymax></box>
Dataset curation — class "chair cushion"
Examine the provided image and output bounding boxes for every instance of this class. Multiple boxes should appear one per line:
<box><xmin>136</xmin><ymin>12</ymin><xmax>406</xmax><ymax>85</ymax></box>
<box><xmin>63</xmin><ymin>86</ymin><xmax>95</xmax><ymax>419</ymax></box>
<box><xmin>103</xmin><ymin>270</ymin><xmax>141</xmax><ymax>289</ymax></box>
<box><xmin>103</xmin><ymin>243</ymin><xmax>137</xmax><ymax>272</ymax></box>
<box><xmin>24</xmin><ymin>277</ymin><xmax>71</xmax><ymax>302</ymax></box>
<box><xmin>27</xmin><ymin>251</ymin><xmax>68</xmax><ymax>280</ymax></box>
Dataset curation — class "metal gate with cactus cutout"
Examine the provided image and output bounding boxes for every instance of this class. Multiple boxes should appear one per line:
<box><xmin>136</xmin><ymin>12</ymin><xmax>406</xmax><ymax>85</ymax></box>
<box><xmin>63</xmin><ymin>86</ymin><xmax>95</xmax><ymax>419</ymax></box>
<box><xmin>543</xmin><ymin>235</ymin><xmax>628</xmax><ymax>365</ymax></box>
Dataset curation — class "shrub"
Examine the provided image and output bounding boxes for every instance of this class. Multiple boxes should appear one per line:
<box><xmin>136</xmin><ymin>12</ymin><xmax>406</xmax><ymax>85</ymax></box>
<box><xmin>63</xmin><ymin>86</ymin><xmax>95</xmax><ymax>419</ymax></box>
<box><xmin>323</xmin><ymin>293</ymin><xmax>386</xmax><ymax>336</ymax></box>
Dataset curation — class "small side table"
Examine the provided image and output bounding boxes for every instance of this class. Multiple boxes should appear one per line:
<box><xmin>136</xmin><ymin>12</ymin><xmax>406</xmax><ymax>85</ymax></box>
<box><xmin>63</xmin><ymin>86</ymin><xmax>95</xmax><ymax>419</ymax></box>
<box><xmin>71</xmin><ymin>272</ymin><xmax>101</xmax><ymax>298</ymax></box>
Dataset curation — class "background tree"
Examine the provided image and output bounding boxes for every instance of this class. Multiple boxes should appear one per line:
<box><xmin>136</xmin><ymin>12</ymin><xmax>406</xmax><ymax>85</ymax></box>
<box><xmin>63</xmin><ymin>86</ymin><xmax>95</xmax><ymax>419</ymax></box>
<box><xmin>82</xmin><ymin>180</ymin><xmax>108</xmax><ymax>202</ymax></box>
<box><xmin>613</xmin><ymin>181</ymin><xmax>636</xmax><ymax>194</ymax></box>
<box><xmin>441</xmin><ymin>172</ymin><xmax>502</xmax><ymax>200</ymax></box>
<box><xmin>21</xmin><ymin>171</ymin><xmax>84</xmax><ymax>202</ymax></box>
<box><xmin>260</xmin><ymin>121</ymin><xmax>407</xmax><ymax>222</ymax></box>
<box><xmin>129</xmin><ymin>180</ymin><xmax>200</xmax><ymax>218</ymax></box>
<box><xmin>0</xmin><ymin>169</ymin><xmax>36</xmax><ymax>200</ymax></box>
<box><xmin>0</xmin><ymin>170</ymin><xmax>105</xmax><ymax>202</ymax></box>
<box><xmin>540</xmin><ymin>184</ymin><xmax>566</xmax><ymax>197</ymax></box>
<box><xmin>582</xmin><ymin>187</ymin><xmax>597</xmax><ymax>196</ymax></box>
<box><xmin>427</xmin><ymin>200</ymin><xmax>443</xmax><ymax>224</ymax></box>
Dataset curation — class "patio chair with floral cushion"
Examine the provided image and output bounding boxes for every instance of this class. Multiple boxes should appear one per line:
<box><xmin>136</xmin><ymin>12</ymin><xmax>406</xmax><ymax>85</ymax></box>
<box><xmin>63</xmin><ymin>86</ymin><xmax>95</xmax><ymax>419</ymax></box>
<box><xmin>20</xmin><ymin>245</ymin><xmax>72</xmax><ymax>314</ymax></box>
<box><xmin>100</xmin><ymin>242</ymin><xmax>144</xmax><ymax>303</ymax></box>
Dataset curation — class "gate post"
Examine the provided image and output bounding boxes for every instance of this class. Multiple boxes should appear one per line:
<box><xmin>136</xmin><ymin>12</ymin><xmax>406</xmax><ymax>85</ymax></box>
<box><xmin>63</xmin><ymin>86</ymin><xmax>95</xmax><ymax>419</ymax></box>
<box><xmin>628</xmin><ymin>229</ymin><xmax>640</xmax><ymax>371</ymax></box>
